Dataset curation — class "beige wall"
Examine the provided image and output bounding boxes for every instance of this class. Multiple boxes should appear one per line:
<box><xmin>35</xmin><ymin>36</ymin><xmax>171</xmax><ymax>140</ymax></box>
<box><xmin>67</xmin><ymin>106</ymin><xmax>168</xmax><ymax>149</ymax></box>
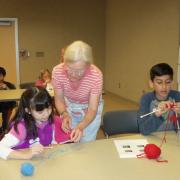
<box><xmin>105</xmin><ymin>0</ymin><xmax>179</xmax><ymax>102</ymax></box>
<box><xmin>0</xmin><ymin>0</ymin><xmax>180</xmax><ymax>103</ymax></box>
<box><xmin>0</xmin><ymin>0</ymin><xmax>105</xmax><ymax>83</ymax></box>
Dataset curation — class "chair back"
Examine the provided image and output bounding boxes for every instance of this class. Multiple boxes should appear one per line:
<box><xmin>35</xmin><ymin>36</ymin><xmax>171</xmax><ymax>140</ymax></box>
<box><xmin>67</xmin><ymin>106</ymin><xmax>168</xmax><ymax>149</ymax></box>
<box><xmin>19</xmin><ymin>82</ymin><xmax>34</xmax><ymax>89</ymax></box>
<box><xmin>103</xmin><ymin>110</ymin><xmax>139</xmax><ymax>137</ymax></box>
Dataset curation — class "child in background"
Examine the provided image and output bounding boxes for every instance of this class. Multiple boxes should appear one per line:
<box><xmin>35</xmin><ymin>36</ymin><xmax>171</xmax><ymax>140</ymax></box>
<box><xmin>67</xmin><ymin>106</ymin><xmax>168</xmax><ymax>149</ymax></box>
<box><xmin>35</xmin><ymin>69</ymin><xmax>51</xmax><ymax>87</ymax></box>
<box><xmin>0</xmin><ymin>67</ymin><xmax>17</xmax><ymax>133</ymax></box>
<box><xmin>35</xmin><ymin>69</ymin><xmax>54</xmax><ymax>96</ymax></box>
<box><xmin>138</xmin><ymin>63</ymin><xmax>180</xmax><ymax>135</ymax></box>
<box><xmin>0</xmin><ymin>87</ymin><xmax>71</xmax><ymax>160</ymax></box>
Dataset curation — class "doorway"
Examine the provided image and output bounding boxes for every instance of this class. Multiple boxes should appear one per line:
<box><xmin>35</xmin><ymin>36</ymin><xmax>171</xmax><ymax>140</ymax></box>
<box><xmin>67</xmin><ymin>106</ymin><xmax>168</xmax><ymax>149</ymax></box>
<box><xmin>0</xmin><ymin>18</ymin><xmax>19</xmax><ymax>87</ymax></box>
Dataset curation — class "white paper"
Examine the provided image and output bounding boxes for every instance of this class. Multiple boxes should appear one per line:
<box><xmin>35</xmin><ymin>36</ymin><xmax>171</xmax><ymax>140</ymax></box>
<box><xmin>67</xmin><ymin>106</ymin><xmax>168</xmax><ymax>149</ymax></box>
<box><xmin>114</xmin><ymin>139</ymin><xmax>148</xmax><ymax>158</ymax></box>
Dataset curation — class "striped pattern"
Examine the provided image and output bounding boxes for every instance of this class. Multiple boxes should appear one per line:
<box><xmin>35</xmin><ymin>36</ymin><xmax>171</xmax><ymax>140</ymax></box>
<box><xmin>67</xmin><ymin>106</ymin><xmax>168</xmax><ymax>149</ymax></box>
<box><xmin>52</xmin><ymin>63</ymin><xmax>103</xmax><ymax>103</ymax></box>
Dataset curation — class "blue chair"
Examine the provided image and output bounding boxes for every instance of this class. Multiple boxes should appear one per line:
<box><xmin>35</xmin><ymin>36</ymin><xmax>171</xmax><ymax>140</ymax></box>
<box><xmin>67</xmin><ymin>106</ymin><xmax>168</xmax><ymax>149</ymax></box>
<box><xmin>103</xmin><ymin>110</ymin><xmax>139</xmax><ymax>138</ymax></box>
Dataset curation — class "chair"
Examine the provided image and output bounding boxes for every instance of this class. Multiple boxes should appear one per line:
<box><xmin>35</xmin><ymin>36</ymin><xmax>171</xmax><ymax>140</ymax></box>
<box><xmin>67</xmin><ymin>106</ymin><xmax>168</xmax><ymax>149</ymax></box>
<box><xmin>103</xmin><ymin>110</ymin><xmax>139</xmax><ymax>138</ymax></box>
<box><xmin>19</xmin><ymin>82</ymin><xmax>34</xmax><ymax>89</ymax></box>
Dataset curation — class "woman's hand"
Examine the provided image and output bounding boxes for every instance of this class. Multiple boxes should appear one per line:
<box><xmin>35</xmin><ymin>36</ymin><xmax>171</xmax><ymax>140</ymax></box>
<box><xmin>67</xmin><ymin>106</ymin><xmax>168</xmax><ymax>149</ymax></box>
<box><xmin>70</xmin><ymin>123</ymin><xmax>83</xmax><ymax>142</ymax></box>
<box><xmin>61</xmin><ymin>112</ymin><xmax>72</xmax><ymax>133</ymax></box>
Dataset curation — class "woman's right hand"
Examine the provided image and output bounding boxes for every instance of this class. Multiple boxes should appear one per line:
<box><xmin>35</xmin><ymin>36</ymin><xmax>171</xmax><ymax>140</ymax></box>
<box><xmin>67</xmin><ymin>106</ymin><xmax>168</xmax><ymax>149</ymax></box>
<box><xmin>61</xmin><ymin>112</ymin><xmax>72</xmax><ymax>133</ymax></box>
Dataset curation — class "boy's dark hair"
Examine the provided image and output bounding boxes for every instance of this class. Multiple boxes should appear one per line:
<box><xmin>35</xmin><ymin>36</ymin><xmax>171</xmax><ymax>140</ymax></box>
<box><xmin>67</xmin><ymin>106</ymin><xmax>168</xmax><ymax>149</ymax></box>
<box><xmin>150</xmin><ymin>63</ymin><xmax>173</xmax><ymax>81</ymax></box>
<box><xmin>0</xmin><ymin>67</ymin><xmax>6</xmax><ymax>76</ymax></box>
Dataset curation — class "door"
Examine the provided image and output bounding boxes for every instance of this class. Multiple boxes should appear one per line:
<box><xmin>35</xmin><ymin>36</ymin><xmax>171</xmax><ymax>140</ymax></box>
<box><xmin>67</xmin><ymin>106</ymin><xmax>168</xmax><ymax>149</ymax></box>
<box><xmin>0</xmin><ymin>19</ymin><xmax>19</xmax><ymax>86</ymax></box>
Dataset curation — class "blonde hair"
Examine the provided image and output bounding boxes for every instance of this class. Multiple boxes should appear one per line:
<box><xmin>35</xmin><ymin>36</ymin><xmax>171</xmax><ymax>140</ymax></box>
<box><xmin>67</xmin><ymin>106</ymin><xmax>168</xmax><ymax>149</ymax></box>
<box><xmin>39</xmin><ymin>69</ymin><xmax>51</xmax><ymax>80</ymax></box>
<box><xmin>64</xmin><ymin>41</ymin><xmax>93</xmax><ymax>64</ymax></box>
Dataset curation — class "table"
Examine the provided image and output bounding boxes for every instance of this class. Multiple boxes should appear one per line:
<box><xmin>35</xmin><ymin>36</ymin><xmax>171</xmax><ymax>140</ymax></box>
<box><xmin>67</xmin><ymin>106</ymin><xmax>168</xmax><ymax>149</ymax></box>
<box><xmin>0</xmin><ymin>132</ymin><xmax>179</xmax><ymax>180</ymax></box>
<box><xmin>0</xmin><ymin>89</ymin><xmax>25</xmax><ymax>102</ymax></box>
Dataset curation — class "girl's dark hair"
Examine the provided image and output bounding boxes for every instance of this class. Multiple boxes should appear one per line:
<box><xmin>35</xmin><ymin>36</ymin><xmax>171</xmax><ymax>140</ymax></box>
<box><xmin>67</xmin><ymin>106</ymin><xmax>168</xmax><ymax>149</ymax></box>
<box><xmin>150</xmin><ymin>63</ymin><xmax>173</xmax><ymax>81</ymax></box>
<box><xmin>9</xmin><ymin>87</ymin><xmax>54</xmax><ymax>139</ymax></box>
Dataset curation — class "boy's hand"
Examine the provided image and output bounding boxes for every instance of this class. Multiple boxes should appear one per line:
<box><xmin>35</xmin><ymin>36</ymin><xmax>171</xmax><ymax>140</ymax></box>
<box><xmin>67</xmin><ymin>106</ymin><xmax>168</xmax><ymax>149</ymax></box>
<box><xmin>155</xmin><ymin>101</ymin><xmax>172</xmax><ymax>117</ymax></box>
<box><xmin>173</xmin><ymin>102</ymin><xmax>180</xmax><ymax>115</ymax></box>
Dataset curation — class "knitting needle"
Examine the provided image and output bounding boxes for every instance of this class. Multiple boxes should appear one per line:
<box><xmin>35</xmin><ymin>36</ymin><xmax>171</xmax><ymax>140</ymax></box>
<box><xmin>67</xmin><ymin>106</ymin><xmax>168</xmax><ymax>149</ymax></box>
<box><xmin>174</xmin><ymin>111</ymin><xmax>180</xmax><ymax>140</ymax></box>
<box><xmin>29</xmin><ymin>140</ymin><xmax>51</xmax><ymax>149</ymax></box>
<box><xmin>59</xmin><ymin>139</ymin><xmax>72</xmax><ymax>144</ymax></box>
<box><xmin>176</xmin><ymin>121</ymin><xmax>180</xmax><ymax>140</ymax></box>
<box><xmin>140</xmin><ymin>109</ymin><xmax>160</xmax><ymax>118</ymax></box>
<box><xmin>176</xmin><ymin>111</ymin><xmax>180</xmax><ymax>129</ymax></box>
<box><xmin>172</xmin><ymin>100</ymin><xmax>180</xmax><ymax>139</ymax></box>
<box><xmin>30</xmin><ymin>139</ymin><xmax>72</xmax><ymax>149</ymax></box>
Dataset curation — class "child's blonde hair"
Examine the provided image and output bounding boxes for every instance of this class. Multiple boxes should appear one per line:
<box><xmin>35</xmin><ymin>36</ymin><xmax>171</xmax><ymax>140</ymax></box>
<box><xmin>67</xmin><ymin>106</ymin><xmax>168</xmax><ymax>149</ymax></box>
<box><xmin>39</xmin><ymin>69</ymin><xmax>51</xmax><ymax>80</ymax></box>
<box><xmin>64</xmin><ymin>41</ymin><xmax>93</xmax><ymax>64</ymax></box>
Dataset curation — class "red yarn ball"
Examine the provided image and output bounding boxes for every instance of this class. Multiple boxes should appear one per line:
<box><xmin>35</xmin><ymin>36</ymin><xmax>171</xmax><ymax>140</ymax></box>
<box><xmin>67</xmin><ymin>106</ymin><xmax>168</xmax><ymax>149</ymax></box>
<box><xmin>144</xmin><ymin>144</ymin><xmax>161</xmax><ymax>159</ymax></box>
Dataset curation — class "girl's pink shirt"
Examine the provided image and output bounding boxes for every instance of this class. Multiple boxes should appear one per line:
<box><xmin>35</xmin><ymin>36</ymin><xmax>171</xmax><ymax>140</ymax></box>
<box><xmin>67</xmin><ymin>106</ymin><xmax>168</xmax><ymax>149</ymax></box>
<box><xmin>35</xmin><ymin>79</ymin><xmax>45</xmax><ymax>87</ymax></box>
<box><xmin>9</xmin><ymin>116</ymin><xmax>70</xmax><ymax>143</ymax></box>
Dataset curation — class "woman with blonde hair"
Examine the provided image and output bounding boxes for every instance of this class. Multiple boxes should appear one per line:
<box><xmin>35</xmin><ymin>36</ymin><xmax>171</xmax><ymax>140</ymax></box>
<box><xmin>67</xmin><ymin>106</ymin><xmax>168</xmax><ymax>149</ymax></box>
<box><xmin>52</xmin><ymin>41</ymin><xmax>103</xmax><ymax>142</ymax></box>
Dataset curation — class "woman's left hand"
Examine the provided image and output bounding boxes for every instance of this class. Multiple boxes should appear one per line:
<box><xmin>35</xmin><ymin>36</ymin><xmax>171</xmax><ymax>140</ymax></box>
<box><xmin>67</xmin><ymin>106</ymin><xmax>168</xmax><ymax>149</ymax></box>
<box><xmin>70</xmin><ymin>124</ymin><xmax>83</xmax><ymax>142</ymax></box>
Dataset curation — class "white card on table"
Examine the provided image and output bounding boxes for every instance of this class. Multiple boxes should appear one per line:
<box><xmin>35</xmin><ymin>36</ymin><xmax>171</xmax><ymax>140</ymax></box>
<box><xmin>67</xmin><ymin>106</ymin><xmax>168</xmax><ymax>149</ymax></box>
<box><xmin>114</xmin><ymin>139</ymin><xmax>148</xmax><ymax>158</ymax></box>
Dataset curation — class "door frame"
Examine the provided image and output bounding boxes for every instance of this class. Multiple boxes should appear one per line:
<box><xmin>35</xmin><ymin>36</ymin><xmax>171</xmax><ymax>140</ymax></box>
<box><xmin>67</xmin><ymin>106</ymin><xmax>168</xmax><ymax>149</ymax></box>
<box><xmin>178</xmin><ymin>47</ymin><xmax>180</xmax><ymax>91</ymax></box>
<box><xmin>0</xmin><ymin>18</ymin><xmax>19</xmax><ymax>86</ymax></box>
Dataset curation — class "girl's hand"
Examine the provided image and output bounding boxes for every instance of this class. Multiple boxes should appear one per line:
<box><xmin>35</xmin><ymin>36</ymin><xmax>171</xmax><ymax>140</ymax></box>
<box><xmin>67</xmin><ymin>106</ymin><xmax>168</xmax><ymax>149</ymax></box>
<box><xmin>8</xmin><ymin>144</ymin><xmax>44</xmax><ymax>160</ymax></box>
<box><xmin>26</xmin><ymin>144</ymin><xmax>44</xmax><ymax>159</ymax></box>
<box><xmin>70</xmin><ymin>124</ymin><xmax>83</xmax><ymax>142</ymax></box>
<box><xmin>24</xmin><ymin>144</ymin><xmax>44</xmax><ymax>159</ymax></box>
<box><xmin>61</xmin><ymin>112</ymin><xmax>72</xmax><ymax>133</ymax></box>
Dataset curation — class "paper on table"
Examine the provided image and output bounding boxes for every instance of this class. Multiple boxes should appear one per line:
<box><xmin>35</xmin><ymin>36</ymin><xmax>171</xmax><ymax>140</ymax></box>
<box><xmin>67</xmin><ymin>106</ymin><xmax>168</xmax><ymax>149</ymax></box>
<box><xmin>114</xmin><ymin>139</ymin><xmax>148</xmax><ymax>158</ymax></box>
